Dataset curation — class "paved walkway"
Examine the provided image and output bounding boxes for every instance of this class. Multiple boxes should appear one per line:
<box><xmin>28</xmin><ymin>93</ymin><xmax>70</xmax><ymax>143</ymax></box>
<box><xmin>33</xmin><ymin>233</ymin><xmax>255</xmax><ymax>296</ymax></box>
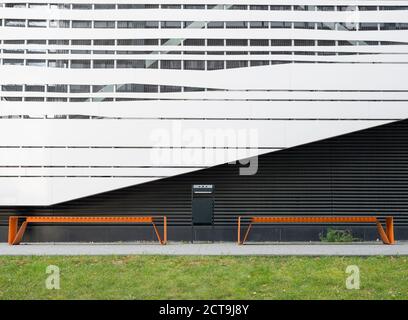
<box><xmin>1</xmin><ymin>242</ymin><xmax>408</xmax><ymax>256</ymax></box>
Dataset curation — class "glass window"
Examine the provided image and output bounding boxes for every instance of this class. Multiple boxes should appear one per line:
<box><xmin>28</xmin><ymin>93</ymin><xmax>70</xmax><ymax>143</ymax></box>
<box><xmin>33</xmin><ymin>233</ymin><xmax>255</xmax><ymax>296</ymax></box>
<box><xmin>70</xmin><ymin>85</ymin><xmax>90</xmax><ymax>93</ymax></box>
<box><xmin>2</xmin><ymin>85</ymin><xmax>23</xmax><ymax>91</ymax></box>
<box><xmin>161</xmin><ymin>4</ymin><xmax>181</xmax><ymax>9</ymax></box>
<box><xmin>294</xmin><ymin>22</ymin><xmax>315</xmax><ymax>29</ymax></box>
<box><xmin>48</xmin><ymin>40</ymin><xmax>69</xmax><ymax>45</ymax></box>
<box><xmin>49</xmin><ymin>4</ymin><xmax>70</xmax><ymax>9</ymax></box>
<box><xmin>93</xmin><ymin>60</ymin><xmax>115</xmax><ymax>68</ymax></box>
<box><xmin>207</xmin><ymin>21</ymin><xmax>224</xmax><ymax>29</ymax></box>
<box><xmin>72</xmin><ymin>4</ymin><xmax>92</xmax><ymax>10</ymax></box>
<box><xmin>72</xmin><ymin>21</ymin><xmax>92</xmax><ymax>28</ymax></box>
<box><xmin>250</xmin><ymin>39</ymin><xmax>269</xmax><ymax>46</ymax></box>
<box><xmin>226</xmin><ymin>21</ymin><xmax>248</xmax><ymax>29</ymax></box>
<box><xmin>317</xmin><ymin>6</ymin><xmax>335</xmax><ymax>11</ymax></box>
<box><xmin>94</xmin><ymin>21</ymin><xmax>115</xmax><ymax>28</ymax></box>
<box><xmin>25</xmin><ymin>85</ymin><xmax>45</xmax><ymax>92</ymax></box>
<box><xmin>117</xmin><ymin>39</ymin><xmax>158</xmax><ymax>46</ymax></box>
<box><xmin>207</xmin><ymin>4</ymin><xmax>223</xmax><ymax>9</ymax></box>
<box><xmin>184</xmin><ymin>60</ymin><xmax>205</xmax><ymax>70</ymax></box>
<box><xmin>250</xmin><ymin>21</ymin><xmax>269</xmax><ymax>29</ymax></box>
<box><xmin>49</xmin><ymin>20</ymin><xmax>70</xmax><ymax>28</ymax></box>
<box><xmin>25</xmin><ymin>97</ymin><xmax>45</xmax><ymax>102</ymax></box>
<box><xmin>317</xmin><ymin>40</ymin><xmax>336</xmax><ymax>46</ymax></box>
<box><xmin>95</xmin><ymin>4</ymin><xmax>116</xmax><ymax>10</ymax></box>
<box><xmin>5</xmin><ymin>19</ymin><xmax>26</xmax><ymax>27</ymax></box>
<box><xmin>184</xmin><ymin>39</ymin><xmax>205</xmax><ymax>46</ymax></box>
<box><xmin>207</xmin><ymin>60</ymin><xmax>224</xmax><ymax>70</ymax></box>
<box><xmin>270</xmin><ymin>5</ymin><xmax>291</xmax><ymax>10</ymax></box>
<box><xmin>228</xmin><ymin>5</ymin><xmax>247</xmax><ymax>10</ymax></box>
<box><xmin>338</xmin><ymin>6</ymin><xmax>357</xmax><ymax>11</ymax></box>
<box><xmin>117</xmin><ymin>84</ymin><xmax>158</xmax><ymax>92</ymax></box>
<box><xmin>48</xmin><ymin>60</ymin><xmax>69</xmax><ymax>68</ymax></box>
<box><xmin>28</xmin><ymin>20</ymin><xmax>47</xmax><ymax>28</ymax></box>
<box><xmin>160</xmin><ymin>85</ymin><xmax>182</xmax><ymax>93</ymax></box>
<box><xmin>26</xmin><ymin>60</ymin><xmax>46</xmax><ymax>66</ymax></box>
<box><xmin>72</xmin><ymin>40</ymin><xmax>92</xmax><ymax>46</ymax></box>
<box><xmin>270</xmin><ymin>39</ymin><xmax>292</xmax><ymax>46</ymax></box>
<box><xmin>161</xmin><ymin>21</ymin><xmax>181</xmax><ymax>29</ymax></box>
<box><xmin>380</xmin><ymin>6</ymin><xmax>408</xmax><ymax>10</ymax></box>
<box><xmin>207</xmin><ymin>39</ymin><xmax>224</xmax><ymax>46</ymax></box>
<box><xmin>47</xmin><ymin>98</ymin><xmax>68</xmax><ymax>102</ymax></box>
<box><xmin>94</xmin><ymin>39</ymin><xmax>115</xmax><ymax>46</ymax></box>
<box><xmin>116</xmin><ymin>60</ymin><xmax>145</xmax><ymax>68</ymax></box>
<box><xmin>360</xmin><ymin>23</ymin><xmax>378</xmax><ymax>31</ymax></box>
<box><xmin>2</xmin><ymin>97</ymin><xmax>23</xmax><ymax>102</ymax></box>
<box><xmin>359</xmin><ymin>6</ymin><xmax>377</xmax><ymax>11</ymax></box>
<box><xmin>184</xmin><ymin>5</ymin><xmax>205</xmax><ymax>9</ymax></box>
<box><xmin>183</xmin><ymin>21</ymin><xmax>205</xmax><ymax>28</ymax></box>
<box><xmin>118</xmin><ymin>4</ymin><xmax>159</xmax><ymax>9</ymax></box>
<box><xmin>92</xmin><ymin>85</ymin><xmax>114</xmax><ymax>93</ymax></box>
<box><xmin>250</xmin><ymin>61</ymin><xmax>269</xmax><ymax>66</ymax></box>
<box><xmin>250</xmin><ymin>5</ymin><xmax>269</xmax><ymax>10</ymax></box>
<box><xmin>226</xmin><ymin>60</ymin><xmax>248</xmax><ymax>69</ymax></box>
<box><xmin>47</xmin><ymin>84</ymin><xmax>68</xmax><ymax>93</ymax></box>
<box><xmin>270</xmin><ymin>22</ymin><xmax>292</xmax><ymax>29</ymax></box>
<box><xmin>27</xmin><ymin>40</ymin><xmax>46</xmax><ymax>45</ymax></box>
<box><xmin>294</xmin><ymin>40</ymin><xmax>315</xmax><ymax>46</ymax></box>
<box><xmin>6</xmin><ymin>3</ymin><xmax>26</xmax><ymax>8</ymax></box>
<box><xmin>160</xmin><ymin>60</ymin><xmax>182</xmax><ymax>69</ymax></box>
<box><xmin>184</xmin><ymin>86</ymin><xmax>205</xmax><ymax>92</ymax></box>
<box><xmin>316</xmin><ymin>22</ymin><xmax>336</xmax><ymax>30</ymax></box>
<box><xmin>336</xmin><ymin>22</ymin><xmax>357</xmax><ymax>31</ymax></box>
<box><xmin>117</xmin><ymin>21</ymin><xmax>158</xmax><ymax>28</ymax></box>
<box><xmin>71</xmin><ymin>60</ymin><xmax>91</xmax><ymax>68</ymax></box>
<box><xmin>226</xmin><ymin>39</ymin><xmax>248</xmax><ymax>46</ymax></box>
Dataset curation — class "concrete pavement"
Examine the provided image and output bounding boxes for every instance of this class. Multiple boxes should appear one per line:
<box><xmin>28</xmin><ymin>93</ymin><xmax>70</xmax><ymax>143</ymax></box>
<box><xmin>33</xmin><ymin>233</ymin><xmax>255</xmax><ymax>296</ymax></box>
<box><xmin>1</xmin><ymin>242</ymin><xmax>408</xmax><ymax>256</ymax></box>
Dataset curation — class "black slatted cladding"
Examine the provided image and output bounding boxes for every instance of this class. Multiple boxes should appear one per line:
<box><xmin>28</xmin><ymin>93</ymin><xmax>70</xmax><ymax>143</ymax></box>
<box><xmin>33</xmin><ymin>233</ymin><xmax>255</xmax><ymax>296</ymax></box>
<box><xmin>1</xmin><ymin>119</ymin><xmax>408</xmax><ymax>238</ymax></box>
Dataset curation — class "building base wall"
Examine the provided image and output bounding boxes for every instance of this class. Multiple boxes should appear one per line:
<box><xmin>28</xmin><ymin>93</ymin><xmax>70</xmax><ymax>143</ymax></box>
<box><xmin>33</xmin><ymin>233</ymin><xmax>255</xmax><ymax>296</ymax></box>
<box><xmin>1</xmin><ymin>120</ymin><xmax>408</xmax><ymax>243</ymax></box>
<box><xmin>1</xmin><ymin>225</ymin><xmax>408</xmax><ymax>244</ymax></box>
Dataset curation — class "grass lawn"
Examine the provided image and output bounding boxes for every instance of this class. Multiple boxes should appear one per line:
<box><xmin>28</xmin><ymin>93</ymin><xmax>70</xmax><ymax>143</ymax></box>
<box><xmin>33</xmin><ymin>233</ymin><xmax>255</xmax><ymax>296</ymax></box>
<box><xmin>0</xmin><ymin>256</ymin><xmax>407</xmax><ymax>299</ymax></box>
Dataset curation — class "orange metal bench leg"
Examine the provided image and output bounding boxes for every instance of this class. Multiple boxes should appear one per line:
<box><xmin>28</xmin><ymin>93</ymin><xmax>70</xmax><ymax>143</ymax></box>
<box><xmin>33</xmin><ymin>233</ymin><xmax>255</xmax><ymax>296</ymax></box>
<box><xmin>237</xmin><ymin>217</ymin><xmax>241</xmax><ymax>244</ymax></box>
<box><xmin>152</xmin><ymin>216</ymin><xmax>167</xmax><ymax>245</ymax></box>
<box><xmin>237</xmin><ymin>217</ymin><xmax>252</xmax><ymax>244</ymax></box>
<box><xmin>386</xmin><ymin>217</ymin><xmax>395</xmax><ymax>244</ymax></box>
<box><xmin>163</xmin><ymin>216</ymin><xmax>167</xmax><ymax>244</ymax></box>
<box><xmin>238</xmin><ymin>216</ymin><xmax>253</xmax><ymax>245</ymax></box>
<box><xmin>242</xmin><ymin>224</ymin><xmax>252</xmax><ymax>244</ymax></box>
<box><xmin>375</xmin><ymin>219</ymin><xmax>391</xmax><ymax>245</ymax></box>
<box><xmin>8</xmin><ymin>216</ymin><xmax>18</xmax><ymax>245</ymax></box>
<box><xmin>8</xmin><ymin>217</ymin><xmax>29</xmax><ymax>245</ymax></box>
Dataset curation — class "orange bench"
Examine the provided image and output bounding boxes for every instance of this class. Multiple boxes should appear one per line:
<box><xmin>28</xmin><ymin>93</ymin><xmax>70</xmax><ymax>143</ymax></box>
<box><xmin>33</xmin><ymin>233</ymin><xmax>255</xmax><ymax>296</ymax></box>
<box><xmin>237</xmin><ymin>216</ymin><xmax>395</xmax><ymax>245</ymax></box>
<box><xmin>8</xmin><ymin>216</ymin><xmax>167</xmax><ymax>245</ymax></box>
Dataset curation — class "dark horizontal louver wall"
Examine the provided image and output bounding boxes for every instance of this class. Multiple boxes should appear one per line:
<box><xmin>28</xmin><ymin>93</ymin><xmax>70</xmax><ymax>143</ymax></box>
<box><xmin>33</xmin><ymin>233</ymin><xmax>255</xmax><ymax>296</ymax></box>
<box><xmin>1</xmin><ymin>119</ymin><xmax>408</xmax><ymax>241</ymax></box>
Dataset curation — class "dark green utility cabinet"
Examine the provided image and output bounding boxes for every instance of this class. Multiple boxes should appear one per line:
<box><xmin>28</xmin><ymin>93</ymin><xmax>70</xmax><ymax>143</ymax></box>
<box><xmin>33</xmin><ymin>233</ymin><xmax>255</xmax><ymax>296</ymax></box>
<box><xmin>191</xmin><ymin>184</ymin><xmax>214</xmax><ymax>225</ymax></box>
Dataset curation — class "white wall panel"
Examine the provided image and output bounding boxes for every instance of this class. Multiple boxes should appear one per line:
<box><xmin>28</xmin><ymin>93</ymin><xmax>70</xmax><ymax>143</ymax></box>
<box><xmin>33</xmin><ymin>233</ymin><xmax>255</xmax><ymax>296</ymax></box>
<box><xmin>1</xmin><ymin>64</ymin><xmax>408</xmax><ymax>90</ymax></box>
<box><xmin>0</xmin><ymin>119</ymin><xmax>392</xmax><ymax>147</ymax></box>
<box><xmin>0</xmin><ymin>147</ymin><xmax>278</xmax><ymax>167</ymax></box>
<box><xmin>1</xmin><ymin>101</ymin><xmax>408</xmax><ymax>119</ymax></box>
<box><xmin>0</xmin><ymin>177</ymin><xmax>158</xmax><ymax>205</ymax></box>
<box><xmin>1</xmin><ymin>1</ymin><xmax>407</xmax><ymax>205</ymax></box>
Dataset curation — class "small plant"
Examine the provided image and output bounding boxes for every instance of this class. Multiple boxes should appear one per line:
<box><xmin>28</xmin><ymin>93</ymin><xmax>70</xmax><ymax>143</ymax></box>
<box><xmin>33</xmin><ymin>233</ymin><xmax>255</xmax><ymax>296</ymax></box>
<box><xmin>319</xmin><ymin>228</ymin><xmax>358</xmax><ymax>243</ymax></box>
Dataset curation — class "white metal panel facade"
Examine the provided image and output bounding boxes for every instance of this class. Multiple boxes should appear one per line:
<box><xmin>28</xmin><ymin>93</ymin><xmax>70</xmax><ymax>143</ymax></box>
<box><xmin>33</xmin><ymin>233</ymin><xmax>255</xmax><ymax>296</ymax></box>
<box><xmin>0</xmin><ymin>0</ymin><xmax>407</xmax><ymax>205</ymax></box>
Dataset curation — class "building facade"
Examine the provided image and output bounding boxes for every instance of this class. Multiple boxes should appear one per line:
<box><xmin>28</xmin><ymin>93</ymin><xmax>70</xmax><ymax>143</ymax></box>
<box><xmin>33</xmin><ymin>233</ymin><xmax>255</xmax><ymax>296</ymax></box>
<box><xmin>0</xmin><ymin>1</ymin><xmax>408</xmax><ymax>242</ymax></box>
